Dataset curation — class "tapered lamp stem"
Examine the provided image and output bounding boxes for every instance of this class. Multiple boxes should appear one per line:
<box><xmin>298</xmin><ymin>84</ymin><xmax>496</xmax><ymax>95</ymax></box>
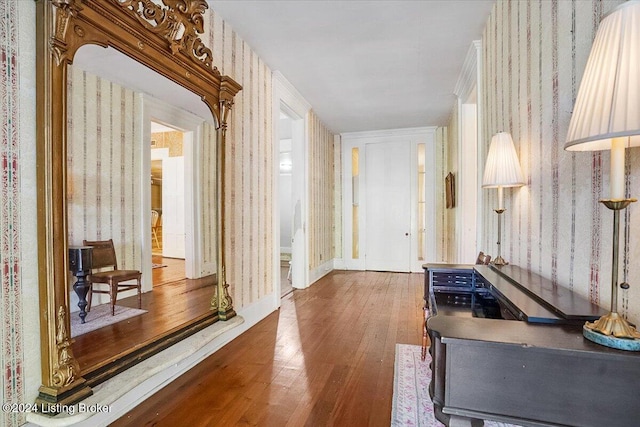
<box><xmin>611</xmin><ymin>208</ymin><xmax>620</xmax><ymax>314</ymax></box>
<box><xmin>493</xmin><ymin>207</ymin><xmax>506</xmax><ymax>266</ymax></box>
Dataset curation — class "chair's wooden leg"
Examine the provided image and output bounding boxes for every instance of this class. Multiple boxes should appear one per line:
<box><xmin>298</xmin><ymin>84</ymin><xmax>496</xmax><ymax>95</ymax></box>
<box><xmin>110</xmin><ymin>283</ymin><xmax>116</xmax><ymax>316</ymax></box>
<box><xmin>137</xmin><ymin>278</ymin><xmax>142</xmax><ymax>309</ymax></box>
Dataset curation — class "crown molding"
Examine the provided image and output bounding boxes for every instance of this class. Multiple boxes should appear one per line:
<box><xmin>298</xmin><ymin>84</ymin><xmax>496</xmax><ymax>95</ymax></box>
<box><xmin>454</xmin><ymin>40</ymin><xmax>482</xmax><ymax>101</ymax></box>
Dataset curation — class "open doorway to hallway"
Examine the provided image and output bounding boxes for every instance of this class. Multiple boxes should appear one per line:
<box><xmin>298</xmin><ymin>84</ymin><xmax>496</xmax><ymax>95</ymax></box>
<box><xmin>150</xmin><ymin>121</ymin><xmax>187</xmax><ymax>286</ymax></box>
<box><xmin>279</xmin><ymin>110</ymin><xmax>294</xmax><ymax>297</ymax></box>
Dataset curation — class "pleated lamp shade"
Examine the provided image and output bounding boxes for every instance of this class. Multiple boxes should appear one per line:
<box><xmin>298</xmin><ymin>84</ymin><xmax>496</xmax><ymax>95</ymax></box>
<box><xmin>565</xmin><ymin>0</ymin><xmax>640</xmax><ymax>151</ymax></box>
<box><xmin>482</xmin><ymin>132</ymin><xmax>525</xmax><ymax>188</ymax></box>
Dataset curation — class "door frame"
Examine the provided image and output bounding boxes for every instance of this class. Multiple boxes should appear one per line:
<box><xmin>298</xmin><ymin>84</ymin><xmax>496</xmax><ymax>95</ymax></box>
<box><xmin>272</xmin><ymin>72</ymin><xmax>311</xmax><ymax>305</ymax></box>
<box><xmin>341</xmin><ymin>127</ymin><xmax>437</xmax><ymax>272</ymax></box>
<box><xmin>142</xmin><ymin>95</ymin><xmax>209</xmax><ymax>284</ymax></box>
<box><xmin>453</xmin><ymin>40</ymin><xmax>483</xmax><ymax>263</ymax></box>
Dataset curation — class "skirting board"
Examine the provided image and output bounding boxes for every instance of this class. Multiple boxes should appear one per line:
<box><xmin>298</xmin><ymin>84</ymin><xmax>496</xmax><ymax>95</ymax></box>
<box><xmin>308</xmin><ymin>259</ymin><xmax>335</xmax><ymax>286</ymax></box>
<box><xmin>26</xmin><ymin>294</ymin><xmax>278</xmax><ymax>427</ymax></box>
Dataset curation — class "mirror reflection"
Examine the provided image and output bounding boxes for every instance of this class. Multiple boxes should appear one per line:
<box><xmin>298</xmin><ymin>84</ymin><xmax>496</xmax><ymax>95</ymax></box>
<box><xmin>67</xmin><ymin>45</ymin><xmax>219</xmax><ymax>374</ymax></box>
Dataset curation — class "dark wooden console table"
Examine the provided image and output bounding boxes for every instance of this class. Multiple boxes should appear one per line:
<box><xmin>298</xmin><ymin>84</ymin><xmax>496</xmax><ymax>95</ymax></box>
<box><xmin>423</xmin><ymin>263</ymin><xmax>640</xmax><ymax>427</ymax></box>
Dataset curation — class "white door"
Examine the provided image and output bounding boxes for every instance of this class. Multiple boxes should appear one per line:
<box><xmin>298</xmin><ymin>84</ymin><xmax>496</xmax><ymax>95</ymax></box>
<box><xmin>365</xmin><ymin>141</ymin><xmax>411</xmax><ymax>272</ymax></box>
<box><xmin>162</xmin><ymin>156</ymin><xmax>185</xmax><ymax>258</ymax></box>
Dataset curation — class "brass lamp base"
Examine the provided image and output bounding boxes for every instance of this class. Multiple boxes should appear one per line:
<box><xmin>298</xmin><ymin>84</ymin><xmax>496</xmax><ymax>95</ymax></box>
<box><xmin>492</xmin><ymin>256</ymin><xmax>508</xmax><ymax>266</ymax></box>
<box><xmin>585</xmin><ymin>312</ymin><xmax>640</xmax><ymax>338</ymax></box>
<box><xmin>584</xmin><ymin>197</ymin><xmax>640</xmax><ymax>351</ymax></box>
<box><xmin>583</xmin><ymin>313</ymin><xmax>640</xmax><ymax>351</ymax></box>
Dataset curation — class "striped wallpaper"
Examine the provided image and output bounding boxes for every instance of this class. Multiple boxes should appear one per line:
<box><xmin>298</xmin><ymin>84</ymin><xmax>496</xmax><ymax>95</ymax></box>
<box><xmin>445</xmin><ymin>108</ymin><xmax>458</xmax><ymax>263</ymax></box>
<box><xmin>207</xmin><ymin>9</ymin><xmax>335</xmax><ymax>304</ymax></box>
<box><xmin>480</xmin><ymin>0</ymin><xmax>640</xmax><ymax>324</ymax></box>
<box><xmin>208</xmin><ymin>10</ymin><xmax>275</xmax><ymax>307</ymax></box>
<box><xmin>201</xmin><ymin>122</ymin><xmax>218</xmax><ymax>270</ymax></box>
<box><xmin>334</xmin><ymin>135</ymin><xmax>343</xmax><ymax>260</ymax></box>
<box><xmin>308</xmin><ymin>110</ymin><xmax>336</xmax><ymax>270</ymax></box>
<box><xmin>67</xmin><ymin>65</ymin><xmax>142</xmax><ymax>275</ymax></box>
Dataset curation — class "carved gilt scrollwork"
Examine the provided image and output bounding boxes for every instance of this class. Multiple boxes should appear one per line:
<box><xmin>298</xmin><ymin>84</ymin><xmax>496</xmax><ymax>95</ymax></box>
<box><xmin>52</xmin><ymin>306</ymin><xmax>81</xmax><ymax>387</ymax></box>
<box><xmin>220</xmin><ymin>283</ymin><xmax>234</xmax><ymax>312</ymax></box>
<box><xmin>117</xmin><ymin>0</ymin><xmax>218</xmax><ymax>73</ymax></box>
<box><xmin>217</xmin><ymin>267</ymin><xmax>235</xmax><ymax>319</ymax></box>
<box><xmin>210</xmin><ymin>286</ymin><xmax>219</xmax><ymax>311</ymax></box>
<box><xmin>218</xmin><ymin>99</ymin><xmax>234</xmax><ymax>133</ymax></box>
<box><xmin>51</xmin><ymin>0</ymin><xmax>83</xmax><ymax>65</ymax></box>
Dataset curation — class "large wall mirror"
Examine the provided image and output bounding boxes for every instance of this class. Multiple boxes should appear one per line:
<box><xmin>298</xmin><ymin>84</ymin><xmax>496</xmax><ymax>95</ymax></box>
<box><xmin>36</xmin><ymin>0</ymin><xmax>240</xmax><ymax>407</ymax></box>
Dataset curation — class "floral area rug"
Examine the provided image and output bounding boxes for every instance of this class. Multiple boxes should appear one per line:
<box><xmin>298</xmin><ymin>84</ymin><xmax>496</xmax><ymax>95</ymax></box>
<box><xmin>391</xmin><ymin>344</ymin><xmax>520</xmax><ymax>427</ymax></box>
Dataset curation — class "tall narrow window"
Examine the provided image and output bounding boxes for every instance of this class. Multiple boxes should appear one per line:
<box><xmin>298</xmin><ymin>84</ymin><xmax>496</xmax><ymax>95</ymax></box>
<box><xmin>352</xmin><ymin>148</ymin><xmax>359</xmax><ymax>259</ymax></box>
<box><xmin>417</xmin><ymin>144</ymin><xmax>426</xmax><ymax>260</ymax></box>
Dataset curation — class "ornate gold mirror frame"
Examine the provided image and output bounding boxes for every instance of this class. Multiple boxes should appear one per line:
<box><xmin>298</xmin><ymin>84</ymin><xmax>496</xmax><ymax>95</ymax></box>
<box><xmin>35</xmin><ymin>0</ymin><xmax>240</xmax><ymax>407</ymax></box>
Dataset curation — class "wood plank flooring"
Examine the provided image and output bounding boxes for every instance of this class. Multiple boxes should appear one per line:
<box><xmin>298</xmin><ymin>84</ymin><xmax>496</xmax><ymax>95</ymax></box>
<box><xmin>113</xmin><ymin>270</ymin><xmax>425</xmax><ymax>427</ymax></box>
<box><xmin>72</xmin><ymin>257</ymin><xmax>213</xmax><ymax>372</ymax></box>
<box><xmin>151</xmin><ymin>256</ymin><xmax>187</xmax><ymax>286</ymax></box>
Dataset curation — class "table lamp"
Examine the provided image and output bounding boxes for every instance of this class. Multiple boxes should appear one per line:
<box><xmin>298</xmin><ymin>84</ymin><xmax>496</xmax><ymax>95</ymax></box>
<box><xmin>565</xmin><ymin>0</ymin><xmax>640</xmax><ymax>350</ymax></box>
<box><xmin>482</xmin><ymin>131</ymin><xmax>525</xmax><ymax>266</ymax></box>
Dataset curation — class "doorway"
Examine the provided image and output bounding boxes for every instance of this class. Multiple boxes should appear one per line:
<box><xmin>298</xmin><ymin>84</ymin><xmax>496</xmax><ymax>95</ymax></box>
<box><xmin>273</xmin><ymin>72</ymin><xmax>311</xmax><ymax>303</ymax></box>
<box><xmin>150</xmin><ymin>121</ymin><xmax>187</xmax><ymax>285</ymax></box>
<box><xmin>279</xmin><ymin>111</ymin><xmax>294</xmax><ymax>297</ymax></box>
<box><xmin>341</xmin><ymin>128</ymin><xmax>437</xmax><ymax>272</ymax></box>
<box><xmin>142</xmin><ymin>94</ymin><xmax>208</xmax><ymax>288</ymax></box>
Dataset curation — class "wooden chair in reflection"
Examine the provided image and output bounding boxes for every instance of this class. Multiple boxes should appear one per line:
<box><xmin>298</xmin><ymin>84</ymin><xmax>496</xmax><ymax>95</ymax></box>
<box><xmin>83</xmin><ymin>238</ymin><xmax>142</xmax><ymax>316</ymax></box>
<box><xmin>151</xmin><ymin>210</ymin><xmax>160</xmax><ymax>249</ymax></box>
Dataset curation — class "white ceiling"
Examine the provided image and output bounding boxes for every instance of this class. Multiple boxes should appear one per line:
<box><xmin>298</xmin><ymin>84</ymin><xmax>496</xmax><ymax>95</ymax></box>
<box><xmin>209</xmin><ymin>0</ymin><xmax>495</xmax><ymax>133</ymax></box>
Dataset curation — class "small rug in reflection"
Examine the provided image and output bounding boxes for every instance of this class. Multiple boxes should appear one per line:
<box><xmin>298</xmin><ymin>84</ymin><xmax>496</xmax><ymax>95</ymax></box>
<box><xmin>70</xmin><ymin>304</ymin><xmax>147</xmax><ymax>337</ymax></box>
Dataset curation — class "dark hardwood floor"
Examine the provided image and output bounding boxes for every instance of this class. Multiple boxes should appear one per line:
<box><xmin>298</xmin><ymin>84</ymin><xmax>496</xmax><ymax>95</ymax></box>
<box><xmin>112</xmin><ymin>270</ymin><xmax>425</xmax><ymax>427</ymax></box>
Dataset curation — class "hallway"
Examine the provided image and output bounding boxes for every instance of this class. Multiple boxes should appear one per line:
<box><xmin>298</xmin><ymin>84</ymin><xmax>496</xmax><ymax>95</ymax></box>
<box><xmin>113</xmin><ymin>271</ymin><xmax>424</xmax><ymax>426</ymax></box>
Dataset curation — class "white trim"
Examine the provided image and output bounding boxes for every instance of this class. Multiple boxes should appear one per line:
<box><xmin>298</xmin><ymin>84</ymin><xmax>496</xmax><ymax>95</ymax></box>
<box><xmin>235</xmin><ymin>294</ymin><xmax>279</xmax><ymax>329</ymax></box>
<box><xmin>475</xmin><ymin>40</ymin><xmax>485</xmax><ymax>256</ymax></box>
<box><xmin>454</xmin><ymin>40</ymin><xmax>482</xmax><ymax>100</ymax></box>
<box><xmin>272</xmin><ymin>71</ymin><xmax>312</xmax><ymax>112</ymax></box>
<box><xmin>142</xmin><ymin>94</ymin><xmax>212</xmax><ymax>282</ymax></box>
<box><xmin>341</xmin><ymin>126</ymin><xmax>434</xmax><ymax>141</ymax></box>
<box><xmin>333</xmin><ymin>258</ymin><xmax>346</xmax><ymax>270</ymax></box>
<box><xmin>423</xmin><ymin>130</ymin><xmax>437</xmax><ymax>271</ymax></box>
<box><xmin>333</xmin><ymin>134</ymin><xmax>343</xmax><ymax>264</ymax></box>
<box><xmin>457</xmin><ymin>102</ymin><xmax>478</xmax><ymax>263</ymax></box>
<box><xmin>309</xmin><ymin>259</ymin><xmax>334</xmax><ymax>285</ymax></box>
<box><xmin>272</xmin><ymin>72</ymin><xmax>311</xmax><ymax>306</ymax></box>
<box><xmin>341</xmin><ymin>127</ymin><xmax>437</xmax><ymax>272</ymax></box>
<box><xmin>454</xmin><ymin>40</ymin><xmax>483</xmax><ymax>264</ymax></box>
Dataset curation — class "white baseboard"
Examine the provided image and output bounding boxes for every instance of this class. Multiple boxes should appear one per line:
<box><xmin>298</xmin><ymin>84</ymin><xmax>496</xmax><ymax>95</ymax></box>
<box><xmin>236</xmin><ymin>293</ymin><xmax>279</xmax><ymax>331</ymax></box>
<box><xmin>308</xmin><ymin>259</ymin><xmax>334</xmax><ymax>285</ymax></box>
<box><xmin>27</xmin><ymin>295</ymin><xmax>278</xmax><ymax>427</ymax></box>
<box><xmin>333</xmin><ymin>258</ymin><xmax>346</xmax><ymax>270</ymax></box>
